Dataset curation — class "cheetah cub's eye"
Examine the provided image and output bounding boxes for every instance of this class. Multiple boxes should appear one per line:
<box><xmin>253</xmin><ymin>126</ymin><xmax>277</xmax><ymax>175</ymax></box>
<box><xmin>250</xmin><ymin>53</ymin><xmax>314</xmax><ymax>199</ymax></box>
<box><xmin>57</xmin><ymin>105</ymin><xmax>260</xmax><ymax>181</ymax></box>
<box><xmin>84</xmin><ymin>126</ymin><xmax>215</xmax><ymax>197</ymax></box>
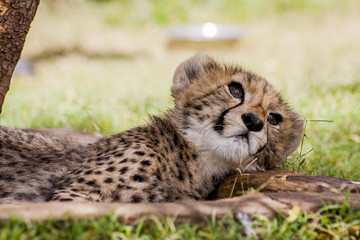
<box><xmin>267</xmin><ymin>113</ymin><xmax>283</xmax><ymax>125</ymax></box>
<box><xmin>228</xmin><ymin>82</ymin><xmax>244</xmax><ymax>100</ymax></box>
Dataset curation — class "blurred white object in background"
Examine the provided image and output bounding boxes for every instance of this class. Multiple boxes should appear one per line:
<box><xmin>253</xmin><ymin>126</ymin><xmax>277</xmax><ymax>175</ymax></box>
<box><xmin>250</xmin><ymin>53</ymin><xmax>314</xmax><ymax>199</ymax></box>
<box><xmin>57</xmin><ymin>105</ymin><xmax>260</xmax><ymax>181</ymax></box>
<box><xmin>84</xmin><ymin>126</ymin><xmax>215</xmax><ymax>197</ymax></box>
<box><xmin>167</xmin><ymin>22</ymin><xmax>243</xmax><ymax>49</ymax></box>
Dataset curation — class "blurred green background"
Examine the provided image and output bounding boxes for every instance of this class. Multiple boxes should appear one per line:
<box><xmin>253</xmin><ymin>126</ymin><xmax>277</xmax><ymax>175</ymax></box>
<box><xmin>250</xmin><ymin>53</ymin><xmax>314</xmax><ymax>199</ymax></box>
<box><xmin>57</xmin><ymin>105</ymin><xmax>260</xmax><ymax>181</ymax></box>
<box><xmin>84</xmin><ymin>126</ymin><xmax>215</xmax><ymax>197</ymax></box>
<box><xmin>1</xmin><ymin>0</ymin><xmax>360</xmax><ymax>180</ymax></box>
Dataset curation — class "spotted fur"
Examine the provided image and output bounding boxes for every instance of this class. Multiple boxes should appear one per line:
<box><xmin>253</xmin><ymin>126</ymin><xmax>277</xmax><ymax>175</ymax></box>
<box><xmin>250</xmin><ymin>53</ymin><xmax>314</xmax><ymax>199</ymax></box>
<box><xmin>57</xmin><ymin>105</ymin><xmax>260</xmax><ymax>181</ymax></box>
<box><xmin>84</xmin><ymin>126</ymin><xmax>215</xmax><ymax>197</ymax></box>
<box><xmin>0</xmin><ymin>54</ymin><xmax>304</xmax><ymax>203</ymax></box>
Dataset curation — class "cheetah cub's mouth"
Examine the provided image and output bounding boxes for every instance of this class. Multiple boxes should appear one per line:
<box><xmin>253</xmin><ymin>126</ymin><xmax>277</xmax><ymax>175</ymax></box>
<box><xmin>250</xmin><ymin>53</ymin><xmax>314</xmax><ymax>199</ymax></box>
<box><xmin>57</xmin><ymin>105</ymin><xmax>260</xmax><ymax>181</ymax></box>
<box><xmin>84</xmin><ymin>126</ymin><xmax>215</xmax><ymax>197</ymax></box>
<box><xmin>171</xmin><ymin>53</ymin><xmax>304</xmax><ymax>175</ymax></box>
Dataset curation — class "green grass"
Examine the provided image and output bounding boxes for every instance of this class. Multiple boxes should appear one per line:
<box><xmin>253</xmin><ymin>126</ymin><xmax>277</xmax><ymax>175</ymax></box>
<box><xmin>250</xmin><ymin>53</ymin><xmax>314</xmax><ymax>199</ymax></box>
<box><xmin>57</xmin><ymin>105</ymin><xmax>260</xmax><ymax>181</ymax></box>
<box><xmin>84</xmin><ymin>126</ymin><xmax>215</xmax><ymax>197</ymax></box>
<box><xmin>1</xmin><ymin>0</ymin><xmax>360</xmax><ymax>238</ymax></box>
<box><xmin>1</xmin><ymin>202</ymin><xmax>360</xmax><ymax>239</ymax></box>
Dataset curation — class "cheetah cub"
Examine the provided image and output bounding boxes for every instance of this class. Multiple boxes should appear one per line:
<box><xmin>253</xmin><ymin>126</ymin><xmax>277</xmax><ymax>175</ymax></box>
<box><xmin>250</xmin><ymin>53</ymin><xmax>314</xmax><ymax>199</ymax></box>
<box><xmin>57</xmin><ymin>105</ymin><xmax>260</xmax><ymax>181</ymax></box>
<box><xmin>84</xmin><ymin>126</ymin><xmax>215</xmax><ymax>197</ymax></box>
<box><xmin>0</xmin><ymin>54</ymin><xmax>304</xmax><ymax>203</ymax></box>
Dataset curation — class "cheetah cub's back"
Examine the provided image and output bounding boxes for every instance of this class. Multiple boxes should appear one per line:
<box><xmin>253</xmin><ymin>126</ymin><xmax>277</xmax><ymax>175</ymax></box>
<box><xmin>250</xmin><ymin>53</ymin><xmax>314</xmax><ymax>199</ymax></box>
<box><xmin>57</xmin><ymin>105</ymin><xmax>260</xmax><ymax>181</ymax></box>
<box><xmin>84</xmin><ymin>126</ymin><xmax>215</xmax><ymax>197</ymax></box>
<box><xmin>0</xmin><ymin>54</ymin><xmax>304</xmax><ymax>203</ymax></box>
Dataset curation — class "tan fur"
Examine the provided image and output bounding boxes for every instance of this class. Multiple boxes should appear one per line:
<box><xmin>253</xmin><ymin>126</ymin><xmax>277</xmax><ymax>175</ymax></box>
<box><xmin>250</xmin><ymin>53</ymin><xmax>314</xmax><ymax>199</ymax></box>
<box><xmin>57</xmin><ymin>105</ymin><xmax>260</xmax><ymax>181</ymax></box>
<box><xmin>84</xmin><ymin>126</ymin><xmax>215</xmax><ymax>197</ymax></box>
<box><xmin>0</xmin><ymin>54</ymin><xmax>304</xmax><ymax>203</ymax></box>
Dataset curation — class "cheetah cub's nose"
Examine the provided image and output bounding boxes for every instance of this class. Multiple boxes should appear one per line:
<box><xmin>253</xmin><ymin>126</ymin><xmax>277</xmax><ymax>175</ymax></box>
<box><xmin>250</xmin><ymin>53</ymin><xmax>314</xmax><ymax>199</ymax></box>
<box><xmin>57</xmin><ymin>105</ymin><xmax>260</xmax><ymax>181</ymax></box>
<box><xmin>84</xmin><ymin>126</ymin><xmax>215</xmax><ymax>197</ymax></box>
<box><xmin>241</xmin><ymin>113</ymin><xmax>264</xmax><ymax>132</ymax></box>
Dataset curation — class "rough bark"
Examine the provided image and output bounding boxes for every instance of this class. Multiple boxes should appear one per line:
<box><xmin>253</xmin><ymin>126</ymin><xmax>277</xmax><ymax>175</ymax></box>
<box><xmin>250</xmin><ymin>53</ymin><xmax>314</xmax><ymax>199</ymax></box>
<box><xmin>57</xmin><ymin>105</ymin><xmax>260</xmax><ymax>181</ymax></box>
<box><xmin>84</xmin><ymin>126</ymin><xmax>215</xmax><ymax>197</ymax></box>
<box><xmin>0</xmin><ymin>0</ymin><xmax>40</xmax><ymax>113</ymax></box>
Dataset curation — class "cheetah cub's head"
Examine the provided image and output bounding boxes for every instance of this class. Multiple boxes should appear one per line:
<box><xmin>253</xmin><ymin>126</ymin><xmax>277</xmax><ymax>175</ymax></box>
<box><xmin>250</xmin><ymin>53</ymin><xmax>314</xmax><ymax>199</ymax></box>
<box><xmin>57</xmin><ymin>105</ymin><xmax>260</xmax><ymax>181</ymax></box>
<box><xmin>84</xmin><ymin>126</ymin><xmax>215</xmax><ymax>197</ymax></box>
<box><xmin>171</xmin><ymin>53</ymin><xmax>304</xmax><ymax>174</ymax></box>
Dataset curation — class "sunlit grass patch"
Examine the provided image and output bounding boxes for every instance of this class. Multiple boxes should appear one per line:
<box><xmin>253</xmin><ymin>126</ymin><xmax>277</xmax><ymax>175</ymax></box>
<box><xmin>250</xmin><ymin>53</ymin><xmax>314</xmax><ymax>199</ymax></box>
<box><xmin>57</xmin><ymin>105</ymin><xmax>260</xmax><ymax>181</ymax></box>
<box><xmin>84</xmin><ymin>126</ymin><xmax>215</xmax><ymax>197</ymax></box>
<box><xmin>284</xmin><ymin>83</ymin><xmax>360</xmax><ymax>181</ymax></box>
<box><xmin>1</xmin><ymin>201</ymin><xmax>359</xmax><ymax>240</ymax></box>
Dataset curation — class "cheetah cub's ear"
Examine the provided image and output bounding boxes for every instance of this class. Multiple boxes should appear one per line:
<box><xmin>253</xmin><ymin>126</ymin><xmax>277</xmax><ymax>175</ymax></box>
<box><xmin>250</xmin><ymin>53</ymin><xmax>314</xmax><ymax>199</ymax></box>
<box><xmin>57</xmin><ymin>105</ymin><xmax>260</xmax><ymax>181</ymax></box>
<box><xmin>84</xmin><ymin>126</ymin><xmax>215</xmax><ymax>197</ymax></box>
<box><xmin>171</xmin><ymin>53</ymin><xmax>217</xmax><ymax>100</ymax></box>
<box><xmin>284</xmin><ymin>115</ymin><xmax>306</xmax><ymax>158</ymax></box>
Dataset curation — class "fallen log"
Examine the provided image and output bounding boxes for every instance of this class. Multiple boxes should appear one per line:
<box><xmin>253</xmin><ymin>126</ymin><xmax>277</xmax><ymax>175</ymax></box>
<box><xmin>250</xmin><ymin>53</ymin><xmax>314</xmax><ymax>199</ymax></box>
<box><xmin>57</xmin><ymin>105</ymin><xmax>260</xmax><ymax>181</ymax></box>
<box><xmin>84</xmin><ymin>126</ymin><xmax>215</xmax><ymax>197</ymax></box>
<box><xmin>0</xmin><ymin>191</ymin><xmax>359</xmax><ymax>223</ymax></box>
<box><xmin>0</xmin><ymin>168</ymin><xmax>359</xmax><ymax>223</ymax></box>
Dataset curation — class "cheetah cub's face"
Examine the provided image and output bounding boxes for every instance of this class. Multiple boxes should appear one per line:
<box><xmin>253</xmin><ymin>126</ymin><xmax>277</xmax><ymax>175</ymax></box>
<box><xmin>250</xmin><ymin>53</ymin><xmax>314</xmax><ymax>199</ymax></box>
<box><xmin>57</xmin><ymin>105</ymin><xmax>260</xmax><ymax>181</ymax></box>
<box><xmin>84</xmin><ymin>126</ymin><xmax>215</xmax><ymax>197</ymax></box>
<box><xmin>171</xmin><ymin>54</ymin><xmax>304</xmax><ymax>174</ymax></box>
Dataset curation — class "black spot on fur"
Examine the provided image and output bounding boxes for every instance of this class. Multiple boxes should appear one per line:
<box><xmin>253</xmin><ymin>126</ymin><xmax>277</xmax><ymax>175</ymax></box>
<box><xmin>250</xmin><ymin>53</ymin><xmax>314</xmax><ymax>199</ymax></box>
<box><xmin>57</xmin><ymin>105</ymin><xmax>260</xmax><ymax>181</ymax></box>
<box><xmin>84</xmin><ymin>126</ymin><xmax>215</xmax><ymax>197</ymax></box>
<box><xmin>194</xmin><ymin>104</ymin><xmax>202</xmax><ymax>110</ymax></box>
<box><xmin>106</xmin><ymin>166</ymin><xmax>116</xmax><ymax>172</ymax></box>
<box><xmin>113</xmin><ymin>194</ymin><xmax>121</xmax><ymax>201</ymax></box>
<box><xmin>59</xmin><ymin>198</ymin><xmax>73</xmax><ymax>202</ymax></box>
<box><xmin>173</xmin><ymin>133</ymin><xmax>178</xmax><ymax>146</ymax></box>
<box><xmin>86</xmin><ymin>180</ymin><xmax>96</xmax><ymax>186</ymax></box>
<box><xmin>119</xmin><ymin>158</ymin><xmax>128</xmax><ymax>164</ymax></box>
<box><xmin>188</xmin><ymin>172</ymin><xmax>193</xmax><ymax>180</ymax></box>
<box><xmin>104</xmin><ymin>178</ymin><xmax>113</xmax><ymax>183</ymax></box>
<box><xmin>40</xmin><ymin>157</ymin><xmax>51</xmax><ymax>163</ymax></box>
<box><xmin>77</xmin><ymin>178</ymin><xmax>85</xmax><ymax>183</ymax></box>
<box><xmin>134</xmin><ymin>151</ymin><xmax>145</xmax><ymax>156</ymax></box>
<box><xmin>155</xmin><ymin>169</ymin><xmax>162</xmax><ymax>181</ymax></box>
<box><xmin>140</xmin><ymin>160</ymin><xmax>151</xmax><ymax>166</ymax></box>
<box><xmin>119</xmin><ymin>167</ymin><xmax>129</xmax><ymax>174</ymax></box>
<box><xmin>138</xmin><ymin>168</ymin><xmax>146</xmax><ymax>173</ymax></box>
<box><xmin>94</xmin><ymin>171</ymin><xmax>102</xmax><ymax>175</ymax></box>
<box><xmin>131</xmin><ymin>195</ymin><xmax>143</xmax><ymax>202</ymax></box>
<box><xmin>115</xmin><ymin>152</ymin><xmax>124</xmax><ymax>158</ymax></box>
<box><xmin>178</xmin><ymin>169</ymin><xmax>184</xmax><ymax>181</ymax></box>
<box><xmin>149</xmin><ymin>194</ymin><xmax>156</xmax><ymax>202</ymax></box>
<box><xmin>201</xmin><ymin>100</ymin><xmax>209</xmax><ymax>106</ymax></box>
<box><xmin>183</xmin><ymin>110</ymin><xmax>190</xmax><ymax>117</ymax></box>
<box><xmin>132</xmin><ymin>174</ymin><xmax>144</xmax><ymax>182</ymax></box>
<box><xmin>84</xmin><ymin>170</ymin><xmax>93</xmax><ymax>175</ymax></box>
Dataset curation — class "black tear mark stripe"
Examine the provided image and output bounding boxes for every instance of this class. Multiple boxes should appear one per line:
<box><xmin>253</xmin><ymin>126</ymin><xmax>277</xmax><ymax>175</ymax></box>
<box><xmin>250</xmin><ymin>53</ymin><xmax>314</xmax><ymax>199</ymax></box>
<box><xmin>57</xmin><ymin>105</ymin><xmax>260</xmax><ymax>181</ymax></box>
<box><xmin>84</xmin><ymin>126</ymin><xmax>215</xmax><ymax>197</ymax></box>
<box><xmin>214</xmin><ymin>102</ymin><xmax>243</xmax><ymax>132</ymax></box>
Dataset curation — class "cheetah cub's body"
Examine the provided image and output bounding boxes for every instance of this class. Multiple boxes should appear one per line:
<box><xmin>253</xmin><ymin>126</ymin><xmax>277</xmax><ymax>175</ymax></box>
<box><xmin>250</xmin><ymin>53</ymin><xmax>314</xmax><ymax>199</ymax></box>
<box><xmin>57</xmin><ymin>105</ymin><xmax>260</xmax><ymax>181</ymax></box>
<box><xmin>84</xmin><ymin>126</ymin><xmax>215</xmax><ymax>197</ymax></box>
<box><xmin>0</xmin><ymin>54</ymin><xmax>304</xmax><ymax>203</ymax></box>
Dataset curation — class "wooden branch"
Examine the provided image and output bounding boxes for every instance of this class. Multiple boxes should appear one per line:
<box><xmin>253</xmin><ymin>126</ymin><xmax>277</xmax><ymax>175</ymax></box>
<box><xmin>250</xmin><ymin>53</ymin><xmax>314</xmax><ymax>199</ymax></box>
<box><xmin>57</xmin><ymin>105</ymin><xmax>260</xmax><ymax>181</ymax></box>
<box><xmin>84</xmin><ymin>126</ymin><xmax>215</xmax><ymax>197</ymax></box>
<box><xmin>215</xmin><ymin>168</ymin><xmax>360</xmax><ymax>199</ymax></box>
<box><xmin>0</xmin><ymin>191</ymin><xmax>359</xmax><ymax>223</ymax></box>
<box><xmin>0</xmin><ymin>0</ymin><xmax>40</xmax><ymax>113</ymax></box>
<box><xmin>0</xmin><ymin>168</ymin><xmax>359</xmax><ymax>222</ymax></box>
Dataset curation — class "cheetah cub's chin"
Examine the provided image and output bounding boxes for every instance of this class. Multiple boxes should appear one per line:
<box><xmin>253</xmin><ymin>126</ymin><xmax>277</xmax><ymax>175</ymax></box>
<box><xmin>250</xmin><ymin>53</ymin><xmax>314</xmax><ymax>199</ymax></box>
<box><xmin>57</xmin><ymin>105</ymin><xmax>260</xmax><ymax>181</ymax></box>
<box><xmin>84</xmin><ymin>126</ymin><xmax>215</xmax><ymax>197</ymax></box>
<box><xmin>0</xmin><ymin>53</ymin><xmax>304</xmax><ymax>203</ymax></box>
<box><xmin>171</xmin><ymin>53</ymin><xmax>305</xmax><ymax>175</ymax></box>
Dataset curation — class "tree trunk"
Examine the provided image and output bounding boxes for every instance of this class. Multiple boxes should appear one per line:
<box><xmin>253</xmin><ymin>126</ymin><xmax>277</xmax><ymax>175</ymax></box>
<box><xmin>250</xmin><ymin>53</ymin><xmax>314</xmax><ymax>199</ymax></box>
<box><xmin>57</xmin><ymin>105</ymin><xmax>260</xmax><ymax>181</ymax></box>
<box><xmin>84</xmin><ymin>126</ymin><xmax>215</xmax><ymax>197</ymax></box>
<box><xmin>0</xmin><ymin>0</ymin><xmax>40</xmax><ymax>113</ymax></box>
